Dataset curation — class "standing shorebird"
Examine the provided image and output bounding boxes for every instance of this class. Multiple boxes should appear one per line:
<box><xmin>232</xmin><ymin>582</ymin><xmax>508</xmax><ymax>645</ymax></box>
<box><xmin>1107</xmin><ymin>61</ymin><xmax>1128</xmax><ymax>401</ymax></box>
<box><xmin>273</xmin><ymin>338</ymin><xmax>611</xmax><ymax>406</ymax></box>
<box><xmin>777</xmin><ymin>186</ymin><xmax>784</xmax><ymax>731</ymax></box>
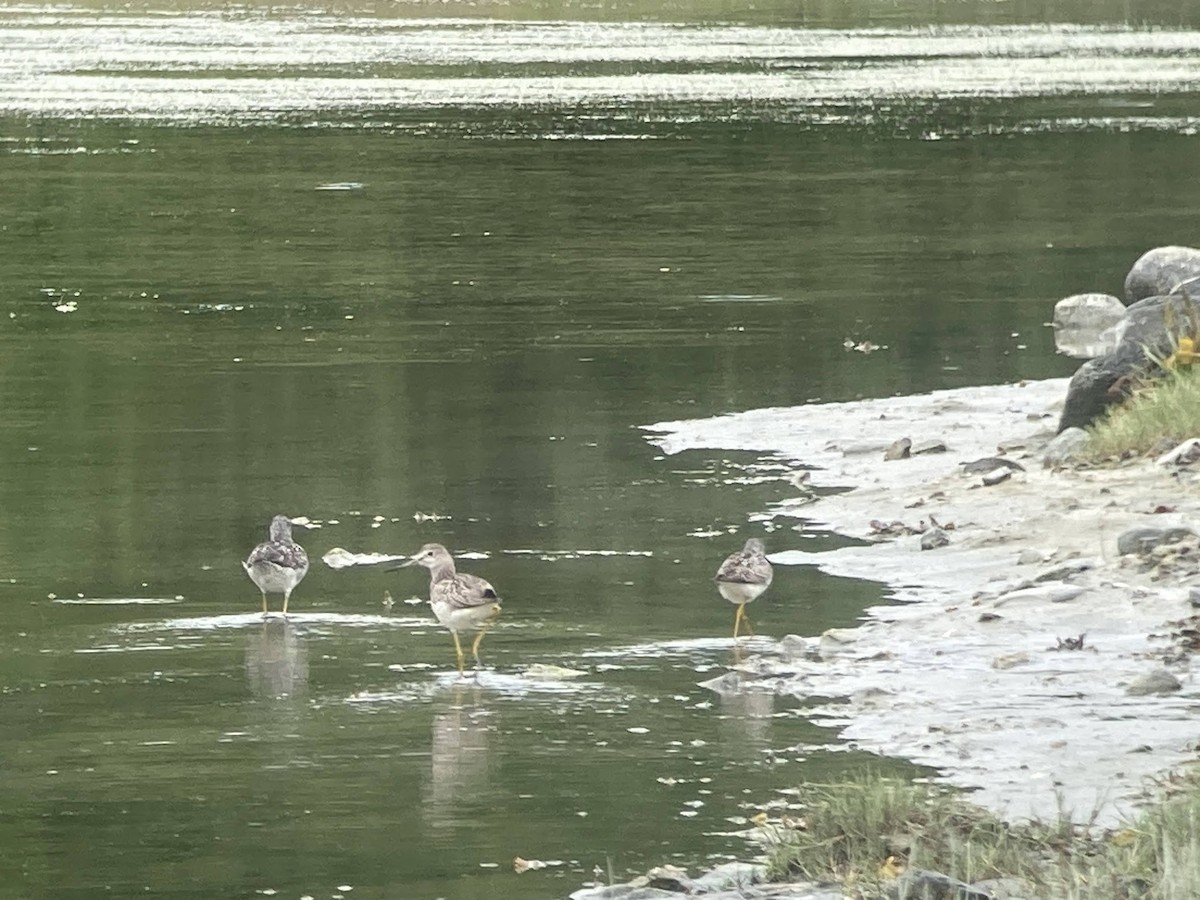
<box><xmin>715</xmin><ymin>537</ymin><xmax>773</xmax><ymax>639</ymax></box>
<box><xmin>243</xmin><ymin>515</ymin><xmax>309</xmax><ymax>617</ymax></box>
<box><xmin>395</xmin><ymin>543</ymin><xmax>502</xmax><ymax>675</ymax></box>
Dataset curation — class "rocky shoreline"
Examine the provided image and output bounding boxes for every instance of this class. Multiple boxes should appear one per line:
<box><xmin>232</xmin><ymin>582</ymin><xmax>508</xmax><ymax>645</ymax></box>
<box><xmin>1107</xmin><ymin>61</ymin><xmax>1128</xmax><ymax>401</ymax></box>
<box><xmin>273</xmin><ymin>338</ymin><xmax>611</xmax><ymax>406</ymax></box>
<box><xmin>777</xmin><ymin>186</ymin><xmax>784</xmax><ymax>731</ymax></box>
<box><xmin>649</xmin><ymin>377</ymin><xmax>1200</xmax><ymax>827</ymax></box>
<box><xmin>569</xmin><ymin>861</ymin><xmax>839</xmax><ymax>900</ymax></box>
<box><xmin>570</xmin><ymin>861</ymin><xmax>1022</xmax><ymax>900</ymax></box>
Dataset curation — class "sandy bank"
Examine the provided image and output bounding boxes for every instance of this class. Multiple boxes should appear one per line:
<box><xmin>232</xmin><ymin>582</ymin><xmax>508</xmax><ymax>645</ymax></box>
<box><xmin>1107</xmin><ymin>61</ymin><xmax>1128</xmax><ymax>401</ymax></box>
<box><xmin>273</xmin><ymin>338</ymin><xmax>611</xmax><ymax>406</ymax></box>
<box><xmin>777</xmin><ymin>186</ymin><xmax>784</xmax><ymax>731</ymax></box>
<box><xmin>646</xmin><ymin>378</ymin><xmax>1200</xmax><ymax>826</ymax></box>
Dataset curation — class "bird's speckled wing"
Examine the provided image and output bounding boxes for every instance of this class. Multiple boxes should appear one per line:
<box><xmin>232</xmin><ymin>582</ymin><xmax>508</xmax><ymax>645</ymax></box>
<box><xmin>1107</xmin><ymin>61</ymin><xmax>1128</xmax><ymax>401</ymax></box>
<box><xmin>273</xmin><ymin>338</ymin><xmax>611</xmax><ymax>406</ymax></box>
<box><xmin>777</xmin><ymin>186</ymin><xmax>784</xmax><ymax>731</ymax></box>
<box><xmin>434</xmin><ymin>572</ymin><xmax>501</xmax><ymax>610</ymax></box>
<box><xmin>715</xmin><ymin>551</ymin><xmax>772</xmax><ymax>586</ymax></box>
<box><xmin>246</xmin><ymin>540</ymin><xmax>309</xmax><ymax>573</ymax></box>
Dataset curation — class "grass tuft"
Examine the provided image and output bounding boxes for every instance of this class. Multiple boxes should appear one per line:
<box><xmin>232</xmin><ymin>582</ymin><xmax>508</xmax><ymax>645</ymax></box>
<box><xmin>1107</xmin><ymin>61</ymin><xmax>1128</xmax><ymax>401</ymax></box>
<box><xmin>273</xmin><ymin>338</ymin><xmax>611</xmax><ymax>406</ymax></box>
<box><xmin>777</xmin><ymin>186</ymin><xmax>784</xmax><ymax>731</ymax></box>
<box><xmin>765</xmin><ymin>772</ymin><xmax>1200</xmax><ymax>899</ymax></box>
<box><xmin>1084</xmin><ymin>364</ymin><xmax>1200</xmax><ymax>461</ymax></box>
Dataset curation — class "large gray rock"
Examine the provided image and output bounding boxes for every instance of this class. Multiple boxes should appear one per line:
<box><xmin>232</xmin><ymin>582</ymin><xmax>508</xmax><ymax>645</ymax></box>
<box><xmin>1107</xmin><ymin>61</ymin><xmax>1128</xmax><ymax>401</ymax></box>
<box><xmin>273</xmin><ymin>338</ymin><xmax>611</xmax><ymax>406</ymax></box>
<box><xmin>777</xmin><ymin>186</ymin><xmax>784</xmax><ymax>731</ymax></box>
<box><xmin>1057</xmin><ymin>341</ymin><xmax>1147</xmax><ymax>432</ymax></box>
<box><xmin>1052</xmin><ymin>292</ymin><xmax>1125</xmax><ymax>358</ymax></box>
<box><xmin>1106</xmin><ymin>292</ymin><xmax>1200</xmax><ymax>357</ymax></box>
<box><xmin>1042</xmin><ymin>427</ymin><xmax>1090</xmax><ymax>467</ymax></box>
<box><xmin>1058</xmin><ymin>292</ymin><xmax>1200</xmax><ymax>432</ymax></box>
<box><xmin>1124</xmin><ymin>246</ymin><xmax>1200</xmax><ymax>303</ymax></box>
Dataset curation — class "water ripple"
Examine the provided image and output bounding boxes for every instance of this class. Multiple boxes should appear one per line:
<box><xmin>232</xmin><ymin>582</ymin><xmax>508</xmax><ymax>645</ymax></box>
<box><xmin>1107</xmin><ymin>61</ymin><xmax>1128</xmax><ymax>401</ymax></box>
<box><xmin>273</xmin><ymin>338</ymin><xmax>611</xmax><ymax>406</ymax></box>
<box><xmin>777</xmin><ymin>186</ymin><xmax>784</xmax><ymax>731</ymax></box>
<box><xmin>2</xmin><ymin>11</ymin><xmax>1199</xmax><ymax>128</ymax></box>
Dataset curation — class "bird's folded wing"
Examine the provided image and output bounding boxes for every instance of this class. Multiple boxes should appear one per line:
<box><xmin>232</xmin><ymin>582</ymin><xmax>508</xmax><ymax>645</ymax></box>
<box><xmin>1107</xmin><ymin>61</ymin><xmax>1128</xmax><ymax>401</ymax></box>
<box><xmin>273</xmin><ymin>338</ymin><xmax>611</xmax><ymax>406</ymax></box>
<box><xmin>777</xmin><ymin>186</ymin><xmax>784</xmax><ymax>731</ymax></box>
<box><xmin>247</xmin><ymin>542</ymin><xmax>309</xmax><ymax>571</ymax></box>
<box><xmin>447</xmin><ymin>573</ymin><xmax>501</xmax><ymax>608</ymax></box>
<box><xmin>716</xmin><ymin>557</ymin><xmax>770</xmax><ymax>585</ymax></box>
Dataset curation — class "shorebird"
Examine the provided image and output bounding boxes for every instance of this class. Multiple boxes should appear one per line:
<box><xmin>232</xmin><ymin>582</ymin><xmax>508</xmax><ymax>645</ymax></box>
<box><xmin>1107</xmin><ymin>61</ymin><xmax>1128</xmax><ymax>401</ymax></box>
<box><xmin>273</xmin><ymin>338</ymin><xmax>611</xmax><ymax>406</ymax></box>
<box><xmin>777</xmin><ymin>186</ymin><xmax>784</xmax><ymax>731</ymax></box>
<box><xmin>395</xmin><ymin>543</ymin><xmax>502</xmax><ymax>675</ymax></box>
<box><xmin>243</xmin><ymin>515</ymin><xmax>309</xmax><ymax>617</ymax></box>
<box><xmin>715</xmin><ymin>537</ymin><xmax>773</xmax><ymax>639</ymax></box>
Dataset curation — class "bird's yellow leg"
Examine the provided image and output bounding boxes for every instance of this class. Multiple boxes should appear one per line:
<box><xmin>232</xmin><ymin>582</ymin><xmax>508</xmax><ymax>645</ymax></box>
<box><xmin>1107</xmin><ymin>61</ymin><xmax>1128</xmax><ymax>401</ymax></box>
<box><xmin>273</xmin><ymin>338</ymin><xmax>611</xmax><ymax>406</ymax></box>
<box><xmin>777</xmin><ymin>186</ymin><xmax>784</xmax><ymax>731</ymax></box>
<box><xmin>733</xmin><ymin>604</ymin><xmax>742</xmax><ymax>640</ymax></box>
<box><xmin>470</xmin><ymin>624</ymin><xmax>494</xmax><ymax>669</ymax></box>
<box><xmin>261</xmin><ymin>592</ymin><xmax>268</xmax><ymax>616</ymax></box>
<box><xmin>282</xmin><ymin>591</ymin><xmax>290</xmax><ymax>617</ymax></box>
<box><xmin>451</xmin><ymin>631</ymin><xmax>467</xmax><ymax>675</ymax></box>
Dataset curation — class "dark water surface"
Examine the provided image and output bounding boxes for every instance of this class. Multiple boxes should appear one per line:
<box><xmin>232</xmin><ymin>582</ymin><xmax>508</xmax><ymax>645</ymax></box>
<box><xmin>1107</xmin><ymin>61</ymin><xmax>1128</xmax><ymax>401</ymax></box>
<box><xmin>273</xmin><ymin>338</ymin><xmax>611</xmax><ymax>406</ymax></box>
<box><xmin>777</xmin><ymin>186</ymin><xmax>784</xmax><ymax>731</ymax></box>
<box><xmin>2</xmin><ymin>1</ymin><xmax>1200</xmax><ymax>897</ymax></box>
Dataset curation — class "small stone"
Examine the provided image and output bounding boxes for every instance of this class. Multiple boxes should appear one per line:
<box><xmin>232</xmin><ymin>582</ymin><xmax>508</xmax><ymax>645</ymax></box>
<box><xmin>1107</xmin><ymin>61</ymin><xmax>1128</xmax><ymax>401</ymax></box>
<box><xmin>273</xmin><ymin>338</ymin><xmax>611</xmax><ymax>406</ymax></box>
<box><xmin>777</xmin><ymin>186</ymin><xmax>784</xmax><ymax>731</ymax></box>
<box><xmin>1032</xmin><ymin>558</ymin><xmax>1097</xmax><ymax>582</ymax></box>
<box><xmin>852</xmin><ymin>687</ymin><xmax>894</xmax><ymax>706</ymax></box>
<box><xmin>645</xmin><ymin>865</ymin><xmax>694</xmax><ymax>893</ymax></box>
<box><xmin>884</xmin><ymin>437</ymin><xmax>912</xmax><ymax>461</ymax></box>
<box><xmin>920</xmin><ymin>528</ymin><xmax>950</xmax><ymax>550</ymax></box>
<box><xmin>1117</xmin><ymin>526</ymin><xmax>1197</xmax><ymax>556</ymax></box>
<box><xmin>1125</xmin><ymin>669</ymin><xmax>1182</xmax><ymax>696</ymax></box>
<box><xmin>778</xmin><ymin>634</ymin><xmax>809</xmax><ymax>660</ymax></box>
<box><xmin>691</xmin><ymin>861</ymin><xmax>767</xmax><ymax>892</ymax></box>
<box><xmin>981</xmin><ymin>467</ymin><xmax>1013</xmax><ymax>486</ymax></box>
<box><xmin>993</xmin><ymin>583</ymin><xmax>1087</xmax><ymax>607</ymax></box>
<box><xmin>960</xmin><ymin>456</ymin><xmax>1025</xmax><ymax>474</ymax></box>
<box><xmin>997</xmin><ymin>438</ymin><xmax>1029</xmax><ymax>453</ymax></box>
<box><xmin>992</xmin><ymin>652</ymin><xmax>1031</xmax><ymax>670</ymax></box>
<box><xmin>1157</xmin><ymin>438</ymin><xmax>1200</xmax><ymax>467</ymax></box>
<box><xmin>1042</xmin><ymin>427</ymin><xmax>1090</xmax><ymax>468</ymax></box>
<box><xmin>818</xmin><ymin>628</ymin><xmax>857</xmax><ymax>659</ymax></box>
<box><xmin>911</xmin><ymin>439</ymin><xmax>948</xmax><ymax>455</ymax></box>
<box><xmin>1017</xmin><ymin>548</ymin><xmax>1045</xmax><ymax>565</ymax></box>
<box><xmin>698</xmin><ymin>672</ymin><xmax>744</xmax><ymax>694</ymax></box>
<box><xmin>1117</xmin><ymin>526</ymin><xmax>1164</xmax><ymax>556</ymax></box>
<box><xmin>1189</xmin><ymin>588</ymin><xmax>1200</xmax><ymax>609</ymax></box>
<box><xmin>841</xmin><ymin>440</ymin><xmax>893</xmax><ymax>456</ymax></box>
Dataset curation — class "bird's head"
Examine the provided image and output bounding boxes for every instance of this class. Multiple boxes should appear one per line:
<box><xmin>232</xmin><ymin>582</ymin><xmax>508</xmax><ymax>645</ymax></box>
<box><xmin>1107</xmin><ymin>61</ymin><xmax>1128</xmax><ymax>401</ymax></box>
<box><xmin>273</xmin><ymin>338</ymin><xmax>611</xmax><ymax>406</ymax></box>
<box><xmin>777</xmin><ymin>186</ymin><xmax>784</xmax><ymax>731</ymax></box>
<box><xmin>395</xmin><ymin>543</ymin><xmax>451</xmax><ymax>570</ymax></box>
<box><xmin>268</xmin><ymin>515</ymin><xmax>294</xmax><ymax>542</ymax></box>
<box><xmin>743</xmin><ymin>537</ymin><xmax>766</xmax><ymax>555</ymax></box>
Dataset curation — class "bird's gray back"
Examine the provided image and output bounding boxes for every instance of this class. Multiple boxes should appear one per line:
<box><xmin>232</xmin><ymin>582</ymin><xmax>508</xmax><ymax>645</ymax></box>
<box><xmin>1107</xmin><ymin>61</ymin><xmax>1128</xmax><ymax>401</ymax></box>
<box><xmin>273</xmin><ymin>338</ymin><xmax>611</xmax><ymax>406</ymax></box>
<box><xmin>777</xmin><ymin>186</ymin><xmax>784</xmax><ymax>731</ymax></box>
<box><xmin>247</xmin><ymin>540</ymin><xmax>309</xmax><ymax>573</ymax></box>
<box><xmin>715</xmin><ymin>549</ymin><xmax>772</xmax><ymax>586</ymax></box>
<box><xmin>431</xmin><ymin>571</ymin><xmax>500</xmax><ymax>610</ymax></box>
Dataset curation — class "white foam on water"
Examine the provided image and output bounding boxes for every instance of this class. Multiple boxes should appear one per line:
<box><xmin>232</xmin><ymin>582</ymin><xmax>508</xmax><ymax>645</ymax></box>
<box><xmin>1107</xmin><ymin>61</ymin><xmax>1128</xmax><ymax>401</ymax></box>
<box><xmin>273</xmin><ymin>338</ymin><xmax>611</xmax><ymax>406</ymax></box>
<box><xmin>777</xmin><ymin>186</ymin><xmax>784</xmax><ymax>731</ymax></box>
<box><xmin>75</xmin><ymin>643</ymin><xmax>182</xmax><ymax>654</ymax></box>
<box><xmin>322</xmin><ymin>547</ymin><xmax>407</xmax><ymax>569</ymax></box>
<box><xmin>124</xmin><ymin>612</ymin><xmax>427</xmax><ymax>632</ymax></box>
<box><xmin>504</xmin><ymin>548</ymin><xmax>653</xmax><ymax>559</ymax></box>
<box><xmin>54</xmin><ymin>597</ymin><xmax>182</xmax><ymax>605</ymax></box>
<box><xmin>581</xmin><ymin>636</ymin><xmax>776</xmax><ymax>659</ymax></box>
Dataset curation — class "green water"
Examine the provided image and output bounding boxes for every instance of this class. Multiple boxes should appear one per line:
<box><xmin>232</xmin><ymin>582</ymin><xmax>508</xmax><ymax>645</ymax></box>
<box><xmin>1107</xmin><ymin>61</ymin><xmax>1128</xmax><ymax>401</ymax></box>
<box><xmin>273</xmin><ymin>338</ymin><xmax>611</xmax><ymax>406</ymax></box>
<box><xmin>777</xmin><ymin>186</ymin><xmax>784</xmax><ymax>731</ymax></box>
<box><xmin>2</xmin><ymin>2</ymin><xmax>1200</xmax><ymax>897</ymax></box>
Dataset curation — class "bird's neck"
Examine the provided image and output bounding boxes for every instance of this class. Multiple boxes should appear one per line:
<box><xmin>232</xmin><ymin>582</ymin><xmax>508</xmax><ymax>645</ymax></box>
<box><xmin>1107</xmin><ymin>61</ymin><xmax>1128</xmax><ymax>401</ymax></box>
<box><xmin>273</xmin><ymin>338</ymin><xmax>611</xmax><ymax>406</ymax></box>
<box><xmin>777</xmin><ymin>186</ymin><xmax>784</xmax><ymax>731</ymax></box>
<box><xmin>429</xmin><ymin>560</ymin><xmax>457</xmax><ymax>582</ymax></box>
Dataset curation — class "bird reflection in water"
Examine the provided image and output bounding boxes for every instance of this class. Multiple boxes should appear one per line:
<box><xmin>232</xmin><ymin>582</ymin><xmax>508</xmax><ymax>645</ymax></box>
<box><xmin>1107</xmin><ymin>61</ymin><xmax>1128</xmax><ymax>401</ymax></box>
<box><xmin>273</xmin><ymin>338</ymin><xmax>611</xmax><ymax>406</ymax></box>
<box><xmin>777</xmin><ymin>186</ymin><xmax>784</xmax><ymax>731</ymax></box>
<box><xmin>244</xmin><ymin>618</ymin><xmax>309</xmax><ymax>699</ymax></box>
<box><xmin>708</xmin><ymin>672</ymin><xmax>776</xmax><ymax>755</ymax></box>
<box><xmin>425</xmin><ymin>683</ymin><xmax>495</xmax><ymax>828</ymax></box>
